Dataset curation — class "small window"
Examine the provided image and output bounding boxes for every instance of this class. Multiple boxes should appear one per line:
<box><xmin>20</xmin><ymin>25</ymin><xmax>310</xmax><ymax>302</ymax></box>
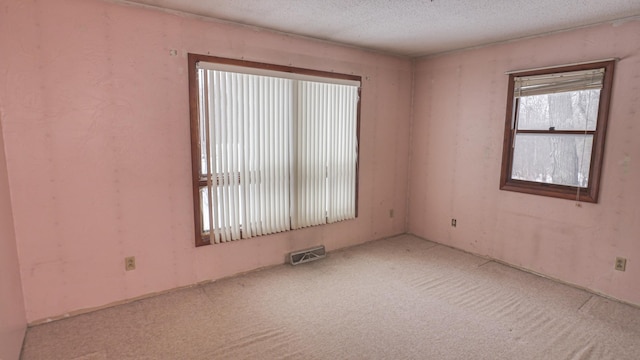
<box><xmin>188</xmin><ymin>54</ymin><xmax>361</xmax><ymax>246</ymax></box>
<box><xmin>500</xmin><ymin>60</ymin><xmax>615</xmax><ymax>202</ymax></box>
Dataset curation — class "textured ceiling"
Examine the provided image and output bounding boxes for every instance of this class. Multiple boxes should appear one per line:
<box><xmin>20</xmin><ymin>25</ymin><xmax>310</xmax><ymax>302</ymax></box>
<box><xmin>121</xmin><ymin>0</ymin><xmax>640</xmax><ymax>57</ymax></box>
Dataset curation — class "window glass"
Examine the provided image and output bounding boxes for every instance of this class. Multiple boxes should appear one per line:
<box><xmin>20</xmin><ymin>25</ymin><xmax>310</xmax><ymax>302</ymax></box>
<box><xmin>516</xmin><ymin>90</ymin><xmax>600</xmax><ymax>131</ymax></box>
<box><xmin>511</xmin><ymin>134</ymin><xmax>593</xmax><ymax>188</ymax></box>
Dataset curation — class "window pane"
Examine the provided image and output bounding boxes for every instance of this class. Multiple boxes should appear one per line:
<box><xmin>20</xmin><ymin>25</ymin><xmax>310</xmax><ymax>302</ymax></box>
<box><xmin>517</xmin><ymin>90</ymin><xmax>600</xmax><ymax>131</ymax></box>
<box><xmin>199</xmin><ymin>187</ymin><xmax>211</xmax><ymax>233</ymax></box>
<box><xmin>511</xmin><ymin>134</ymin><xmax>593</xmax><ymax>188</ymax></box>
<box><xmin>198</xmin><ymin>69</ymin><xmax>210</xmax><ymax>176</ymax></box>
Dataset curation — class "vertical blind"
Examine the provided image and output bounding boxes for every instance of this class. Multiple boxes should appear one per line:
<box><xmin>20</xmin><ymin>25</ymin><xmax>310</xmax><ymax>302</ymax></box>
<box><xmin>294</xmin><ymin>81</ymin><xmax>358</xmax><ymax>229</ymax></box>
<box><xmin>197</xmin><ymin>62</ymin><xmax>360</xmax><ymax>244</ymax></box>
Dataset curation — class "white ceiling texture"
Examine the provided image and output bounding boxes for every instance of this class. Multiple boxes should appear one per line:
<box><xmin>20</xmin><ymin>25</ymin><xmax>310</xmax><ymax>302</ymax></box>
<box><xmin>121</xmin><ymin>0</ymin><xmax>640</xmax><ymax>57</ymax></box>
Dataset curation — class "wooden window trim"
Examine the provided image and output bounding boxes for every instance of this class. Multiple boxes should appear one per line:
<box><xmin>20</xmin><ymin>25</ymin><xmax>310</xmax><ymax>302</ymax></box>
<box><xmin>188</xmin><ymin>53</ymin><xmax>362</xmax><ymax>247</ymax></box>
<box><xmin>499</xmin><ymin>60</ymin><xmax>615</xmax><ymax>203</ymax></box>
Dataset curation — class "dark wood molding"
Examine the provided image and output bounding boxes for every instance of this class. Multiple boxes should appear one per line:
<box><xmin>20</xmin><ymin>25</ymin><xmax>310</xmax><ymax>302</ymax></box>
<box><xmin>191</xmin><ymin>54</ymin><xmax>361</xmax><ymax>82</ymax></box>
<box><xmin>188</xmin><ymin>54</ymin><xmax>211</xmax><ymax>247</ymax></box>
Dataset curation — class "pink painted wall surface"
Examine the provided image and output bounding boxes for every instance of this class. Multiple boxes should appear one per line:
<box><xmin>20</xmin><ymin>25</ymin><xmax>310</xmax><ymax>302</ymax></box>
<box><xmin>409</xmin><ymin>19</ymin><xmax>640</xmax><ymax>305</ymax></box>
<box><xmin>0</xmin><ymin>116</ymin><xmax>26</xmax><ymax>359</ymax></box>
<box><xmin>0</xmin><ymin>0</ymin><xmax>411</xmax><ymax>322</ymax></box>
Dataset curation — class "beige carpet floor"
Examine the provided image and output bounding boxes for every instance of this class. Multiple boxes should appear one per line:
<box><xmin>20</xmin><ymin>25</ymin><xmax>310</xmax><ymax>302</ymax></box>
<box><xmin>21</xmin><ymin>234</ymin><xmax>640</xmax><ymax>359</ymax></box>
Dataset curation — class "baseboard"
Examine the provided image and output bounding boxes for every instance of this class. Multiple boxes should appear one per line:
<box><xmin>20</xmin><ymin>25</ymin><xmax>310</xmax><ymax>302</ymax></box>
<box><xmin>406</xmin><ymin>232</ymin><xmax>640</xmax><ymax>310</ymax></box>
<box><xmin>28</xmin><ymin>231</ymin><xmax>407</xmax><ymax>326</ymax></box>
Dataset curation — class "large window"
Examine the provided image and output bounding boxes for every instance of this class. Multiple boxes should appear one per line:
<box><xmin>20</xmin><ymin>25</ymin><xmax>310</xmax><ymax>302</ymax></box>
<box><xmin>188</xmin><ymin>54</ymin><xmax>361</xmax><ymax>246</ymax></box>
<box><xmin>500</xmin><ymin>60</ymin><xmax>615</xmax><ymax>203</ymax></box>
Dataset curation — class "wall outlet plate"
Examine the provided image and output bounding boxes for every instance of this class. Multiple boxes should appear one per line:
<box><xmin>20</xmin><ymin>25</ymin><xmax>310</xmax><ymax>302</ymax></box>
<box><xmin>125</xmin><ymin>256</ymin><xmax>136</xmax><ymax>271</ymax></box>
<box><xmin>615</xmin><ymin>257</ymin><xmax>626</xmax><ymax>272</ymax></box>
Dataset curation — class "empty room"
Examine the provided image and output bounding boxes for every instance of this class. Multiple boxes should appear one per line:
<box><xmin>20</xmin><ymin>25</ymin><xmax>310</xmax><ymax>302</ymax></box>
<box><xmin>1</xmin><ymin>0</ymin><xmax>640</xmax><ymax>359</ymax></box>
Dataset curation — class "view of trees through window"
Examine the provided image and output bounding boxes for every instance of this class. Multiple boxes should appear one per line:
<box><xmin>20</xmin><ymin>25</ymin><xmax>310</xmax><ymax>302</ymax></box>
<box><xmin>511</xmin><ymin>90</ymin><xmax>600</xmax><ymax>188</ymax></box>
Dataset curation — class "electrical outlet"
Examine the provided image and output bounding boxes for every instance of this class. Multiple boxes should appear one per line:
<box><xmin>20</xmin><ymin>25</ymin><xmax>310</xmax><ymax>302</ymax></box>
<box><xmin>451</xmin><ymin>218</ymin><xmax>457</xmax><ymax>227</ymax></box>
<box><xmin>389</xmin><ymin>209</ymin><xmax>394</xmax><ymax>218</ymax></box>
<box><xmin>614</xmin><ymin>257</ymin><xmax>626</xmax><ymax>271</ymax></box>
<box><xmin>125</xmin><ymin>256</ymin><xmax>136</xmax><ymax>271</ymax></box>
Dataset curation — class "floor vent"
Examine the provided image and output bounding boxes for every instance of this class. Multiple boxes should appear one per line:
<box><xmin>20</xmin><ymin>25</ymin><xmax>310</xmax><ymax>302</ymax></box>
<box><xmin>289</xmin><ymin>245</ymin><xmax>326</xmax><ymax>265</ymax></box>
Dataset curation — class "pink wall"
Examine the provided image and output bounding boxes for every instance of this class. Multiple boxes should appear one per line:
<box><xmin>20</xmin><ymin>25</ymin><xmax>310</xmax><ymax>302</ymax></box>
<box><xmin>409</xmin><ymin>20</ymin><xmax>640</xmax><ymax>305</ymax></box>
<box><xmin>5</xmin><ymin>0</ymin><xmax>634</xmax><ymax>329</ymax></box>
<box><xmin>0</xmin><ymin>0</ymin><xmax>412</xmax><ymax>322</ymax></box>
<box><xmin>0</xmin><ymin>116</ymin><xmax>26</xmax><ymax>359</ymax></box>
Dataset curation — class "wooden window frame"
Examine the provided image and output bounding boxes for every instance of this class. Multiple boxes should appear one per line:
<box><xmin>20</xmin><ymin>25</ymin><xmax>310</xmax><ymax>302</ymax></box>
<box><xmin>499</xmin><ymin>60</ymin><xmax>615</xmax><ymax>203</ymax></box>
<box><xmin>188</xmin><ymin>53</ymin><xmax>362</xmax><ymax>247</ymax></box>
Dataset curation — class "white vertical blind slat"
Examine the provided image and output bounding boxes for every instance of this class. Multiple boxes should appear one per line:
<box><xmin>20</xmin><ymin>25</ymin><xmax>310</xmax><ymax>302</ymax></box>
<box><xmin>310</xmin><ymin>83</ymin><xmax>317</xmax><ymax>225</ymax></box>
<box><xmin>316</xmin><ymin>84</ymin><xmax>330</xmax><ymax>224</ymax></box>
<box><xmin>252</xmin><ymin>76</ymin><xmax>263</xmax><ymax>236</ymax></box>
<box><xmin>333</xmin><ymin>85</ymin><xmax>342</xmax><ymax>221</ymax></box>
<box><xmin>299</xmin><ymin>82</ymin><xmax>306</xmax><ymax>227</ymax></box>
<box><xmin>240</xmin><ymin>75</ymin><xmax>250</xmax><ymax>239</ymax></box>
<box><xmin>225</xmin><ymin>72</ymin><xmax>234</xmax><ymax>241</ymax></box>
<box><xmin>284</xmin><ymin>81</ymin><xmax>292</xmax><ymax>229</ymax></box>
<box><xmin>259</xmin><ymin>77</ymin><xmax>267</xmax><ymax>235</ymax></box>
<box><xmin>214</xmin><ymin>71</ymin><xmax>223</xmax><ymax>241</ymax></box>
<box><xmin>217</xmin><ymin>72</ymin><xmax>229</xmax><ymax>242</ymax></box>
<box><xmin>290</xmin><ymin>81</ymin><xmax>299</xmax><ymax>230</ymax></box>
<box><xmin>277</xmin><ymin>80</ymin><xmax>286</xmax><ymax>231</ymax></box>
<box><xmin>266</xmin><ymin>78</ymin><xmax>274</xmax><ymax>234</ymax></box>
<box><xmin>339</xmin><ymin>85</ymin><xmax>346</xmax><ymax>221</ymax></box>
<box><xmin>230</xmin><ymin>73</ymin><xmax>240</xmax><ymax>240</ymax></box>
<box><xmin>209</xmin><ymin>73</ymin><xmax>220</xmax><ymax>243</ymax></box>
<box><xmin>208</xmin><ymin>71</ymin><xmax>220</xmax><ymax>243</ymax></box>
<box><xmin>328</xmin><ymin>85</ymin><xmax>335</xmax><ymax>222</ymax></box>
<box><xmin>248</xmin><ymin>75</ymin><xmax>257</xmax><ymax>237</ymax></box>
<box><xmin>308</xmin><ymin>82</ymin><xmax>313</xmax><ymax>225</ymax></box>
<box><xmin>298</xmin><ymin>82</ymin><xmax>306</xmax><ymax>227</ymax></box>
<box><xmin>268</xmin><ymin>78</ymin><xmax>276</xmax><ymax>233</ymax></box>
<box><xmin>338</xmin><ymin>86</ymin><xmax>346</xmax><ymax>221</ymax></box>
<box><xmin>316</xmin><ymin>83</ymin><xmax>324</xmax><ymax>225</ymax></box>
<box><xmin>318</xmin><ymin>84</ymin><xmax>325</xmax><ymax>224</ymax></box>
